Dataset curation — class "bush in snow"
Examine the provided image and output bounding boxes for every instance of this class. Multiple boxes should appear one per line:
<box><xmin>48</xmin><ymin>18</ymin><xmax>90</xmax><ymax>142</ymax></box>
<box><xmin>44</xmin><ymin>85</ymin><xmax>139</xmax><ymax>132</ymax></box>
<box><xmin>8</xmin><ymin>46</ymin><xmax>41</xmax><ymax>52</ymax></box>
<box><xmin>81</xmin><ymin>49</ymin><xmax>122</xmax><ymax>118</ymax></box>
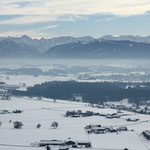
<box><xmin>51</xmin><ymin>121</ymin><xmax>58</xmax><ymax>129</ymax></box>
<box><xmin>13</xmin><ymin>121</ymin><xmax>23</xmax><ymax>129</ymax></box>
<box><xmin>36</xmin><ymin>123</ymin><xmax>41</xmax><ymax>128</ymax></box>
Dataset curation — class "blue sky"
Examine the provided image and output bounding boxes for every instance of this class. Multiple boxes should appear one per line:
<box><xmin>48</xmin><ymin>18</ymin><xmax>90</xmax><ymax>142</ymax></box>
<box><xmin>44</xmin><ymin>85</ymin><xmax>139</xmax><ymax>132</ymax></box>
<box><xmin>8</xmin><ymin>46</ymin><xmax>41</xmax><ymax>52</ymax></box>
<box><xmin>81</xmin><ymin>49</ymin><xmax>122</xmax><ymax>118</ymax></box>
<box><xmin>0</xmin><ymin>0</ymin><xmax>150</xmax><ymax>38</ymax></box>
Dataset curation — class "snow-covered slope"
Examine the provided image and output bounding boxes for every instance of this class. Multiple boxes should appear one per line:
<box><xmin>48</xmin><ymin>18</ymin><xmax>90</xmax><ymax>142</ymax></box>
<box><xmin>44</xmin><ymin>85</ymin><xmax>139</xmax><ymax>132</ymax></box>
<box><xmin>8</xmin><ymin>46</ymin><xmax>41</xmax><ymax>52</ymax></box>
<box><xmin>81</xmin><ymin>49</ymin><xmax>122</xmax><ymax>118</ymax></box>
<box><xmin>100</xmin><ymin>35</ymin><xmax>150</xmax><ymax>43</ymax></box>
<box><xmin>0</xmin><ymin>97</ymin><xmax>150</xmax><ymax>150</ymax></box>
<box><xmin>44</xmin><ymin>40</ymin><xmax>150</xmax><ymax>59</ymax></box>
<box><xmin>0</xmin><ymin>39</ymin><xmax>40</xmax><ymax>58</ymax></box>
<box><xmin>0</xmin><ymin>35</ymin><xmax>95</xmax><ymax>53</ymax></box>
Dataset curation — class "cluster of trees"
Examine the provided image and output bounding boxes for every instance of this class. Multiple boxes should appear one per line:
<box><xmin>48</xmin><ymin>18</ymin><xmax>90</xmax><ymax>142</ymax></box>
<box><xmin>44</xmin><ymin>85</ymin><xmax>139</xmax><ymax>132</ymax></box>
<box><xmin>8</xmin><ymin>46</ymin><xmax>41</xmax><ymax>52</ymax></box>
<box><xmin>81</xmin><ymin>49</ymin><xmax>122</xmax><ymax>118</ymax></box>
<box><xmin>36</xmin><ymin>122</ymin><xmax>59</xmax><ymax>129</ymax></box>
<box><xmin>12</xmin><ymin>81</ymin><xmax>150</xmax><ymax>104</ymax></box>
<box><xmin>0</xmin><ymin>121</ymin><xmax>59</xmax><ymax>129</ymax></box>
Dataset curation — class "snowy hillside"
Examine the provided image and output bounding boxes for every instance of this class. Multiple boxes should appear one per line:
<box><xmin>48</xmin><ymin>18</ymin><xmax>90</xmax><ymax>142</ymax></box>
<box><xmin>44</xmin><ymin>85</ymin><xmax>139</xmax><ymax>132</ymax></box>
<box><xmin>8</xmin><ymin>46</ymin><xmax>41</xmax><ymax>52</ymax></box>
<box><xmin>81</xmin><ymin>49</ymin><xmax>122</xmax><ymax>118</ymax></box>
<box><xmin>0</xmin><ymin>97</ymin><xmax>150</xmax><ymax>150</ymax></box>
<box><xmin>0</xmin><ymin>62</ymin><xmax>150</xmax><ymax>150</ymax></box>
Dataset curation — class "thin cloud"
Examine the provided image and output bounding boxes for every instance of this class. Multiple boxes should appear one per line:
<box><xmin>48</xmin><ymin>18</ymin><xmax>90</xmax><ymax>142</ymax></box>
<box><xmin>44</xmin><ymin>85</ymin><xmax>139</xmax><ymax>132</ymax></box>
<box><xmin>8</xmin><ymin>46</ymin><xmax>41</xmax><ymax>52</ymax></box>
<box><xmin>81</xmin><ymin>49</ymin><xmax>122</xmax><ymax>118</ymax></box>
<box><xmin>0</xmin><ymin>30</ymin><xmax>51</xmax><ymax>39</ymax></box>
<box><xmin>41</xmin><ymin>25</ymin><xmax>59</xmax><ymax>30</ymax></box>
<box><xmin>0</xmin><ymin>0</ymin><xmax>150</xmax><ymax>24</ymax></box>
<box><xmin>0</xmin><ymin>15</ymin><xmax>58</xmax><ymax>25</ymax></box>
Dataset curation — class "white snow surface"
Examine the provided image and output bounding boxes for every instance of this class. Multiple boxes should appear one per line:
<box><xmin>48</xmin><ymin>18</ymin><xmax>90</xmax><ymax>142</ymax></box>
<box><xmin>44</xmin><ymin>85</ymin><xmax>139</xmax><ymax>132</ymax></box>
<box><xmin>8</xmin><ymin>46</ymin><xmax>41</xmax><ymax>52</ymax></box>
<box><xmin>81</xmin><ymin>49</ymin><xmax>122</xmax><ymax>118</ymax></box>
<box><xmin>0</xmin><ymin>97</ymin><xmax>150</xmax><ymax>150</ymax></box>
<box><xmin>0</xmin><ymin>75</ymin><xmax>76</xmax><ymax>89</ymax></box>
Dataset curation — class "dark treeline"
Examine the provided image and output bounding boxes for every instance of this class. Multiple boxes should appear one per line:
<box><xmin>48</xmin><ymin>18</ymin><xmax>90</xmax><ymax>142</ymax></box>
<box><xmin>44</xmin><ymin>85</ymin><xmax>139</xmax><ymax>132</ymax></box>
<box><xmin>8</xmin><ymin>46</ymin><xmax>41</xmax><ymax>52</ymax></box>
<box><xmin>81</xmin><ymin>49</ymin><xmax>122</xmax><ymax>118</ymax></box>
<box><xmin>12</xmin><ymin>81</ymin><xmax>150</xmax><ymax>104</ymax></box>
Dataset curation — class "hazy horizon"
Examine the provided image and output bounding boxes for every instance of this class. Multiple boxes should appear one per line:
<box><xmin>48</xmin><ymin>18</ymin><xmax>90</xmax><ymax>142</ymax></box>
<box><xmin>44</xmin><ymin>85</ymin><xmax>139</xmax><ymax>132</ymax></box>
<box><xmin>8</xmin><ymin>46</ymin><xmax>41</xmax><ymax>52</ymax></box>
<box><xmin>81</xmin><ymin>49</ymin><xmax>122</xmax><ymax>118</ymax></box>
<box><xmin>1</xmin><ymin>34</ymin><xmax>150</xmax><ymax>40</ymax></box>
<box><xmin>1</xmin><ymin>58</ymin><xmax>150</xmax><ymax>66</ymax></box>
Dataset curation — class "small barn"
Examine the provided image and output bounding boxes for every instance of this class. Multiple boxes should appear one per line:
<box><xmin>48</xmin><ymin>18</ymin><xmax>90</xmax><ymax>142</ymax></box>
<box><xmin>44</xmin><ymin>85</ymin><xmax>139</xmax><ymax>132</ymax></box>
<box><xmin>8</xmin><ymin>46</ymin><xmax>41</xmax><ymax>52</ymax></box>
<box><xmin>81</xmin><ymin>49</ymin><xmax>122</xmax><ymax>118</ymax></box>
<box><xmin>142</xmin><ymin>130</ymin><xmax>150</xmax><ymax>140</ymax></box>
<box><xmin>59</xmin><ymin>148</ymin><xmax>69</xmax><ymax>150</ymax></box>
<box><xmin>72</xmin><ymin>94</ymin><xmax>83</xmax><ymax>102</ymax></box>
<box><xmin>118</xmin><ymin>126</ymin><xmax>128</xmax><ymax>131</ymax></box>
<box><xmin>65</xmin><ymin>138</ymin><xmax>76</xmax><ymax>146</ymax></box>
<box><xmin>88</xmin><ymin>126</ymin><xmax>109</xmax><ymax>134</ymax></box>
<box><xmin>126</xmin><ymin>118</ymin><xmax>139</xmax><ymax>122</ymax></box>
<box><xmin>39</xmin><ymin>140</ymin><xmax>65</xmax><ymax>147</ymax></box>
<box><xmin>0</xmin><ymin>110</ymin><xmax>10</xmax><ymax>114</ymax></box>
<box><xmin>77</xmin><ymin>141</ymin><xmax>91</xmax><ymax>148</ymax></box>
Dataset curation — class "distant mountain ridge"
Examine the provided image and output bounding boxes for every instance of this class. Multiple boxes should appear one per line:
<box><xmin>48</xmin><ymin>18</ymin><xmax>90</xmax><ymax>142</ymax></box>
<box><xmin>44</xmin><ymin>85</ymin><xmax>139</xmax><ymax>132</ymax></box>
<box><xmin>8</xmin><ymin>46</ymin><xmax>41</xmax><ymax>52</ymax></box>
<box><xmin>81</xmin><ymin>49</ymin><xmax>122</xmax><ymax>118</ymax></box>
<box><xmin>0</xmin><ymin>39</ymin><xmax>40</xmax><ymax>58</ymax></box>
<box><xmin>0</xmin><ymin>35</ymin><xmax>95</xmax><ymax>53</ymax></box>
<box><xmin>1</xmin><ymin>35</ymin><xmax>150</xmax><ymax>53</ymax></box>
<box><xmin>44</xmin><ymin>40</ymin><xmax>150</xmax><ymax>59</ymax></box>
<box><xmin>1</xmin><ymin>35</ymin><xmax>150</xmax><ymax>58</ymax></box>
<box><xmin>100</xmin><ymin>35</ymin><xmax>150</xmax><ymax>43</ymax></box>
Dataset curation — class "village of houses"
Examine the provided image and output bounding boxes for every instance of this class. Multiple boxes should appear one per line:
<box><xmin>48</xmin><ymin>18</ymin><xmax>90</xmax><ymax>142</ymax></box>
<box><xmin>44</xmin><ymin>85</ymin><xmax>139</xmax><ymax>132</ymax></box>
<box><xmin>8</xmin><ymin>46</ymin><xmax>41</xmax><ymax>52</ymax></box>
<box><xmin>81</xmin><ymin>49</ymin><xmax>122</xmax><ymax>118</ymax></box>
<box><xmin>0</xmin><ymin>76</ymin><xmax>150</xmax><ymax>150</ymax></box>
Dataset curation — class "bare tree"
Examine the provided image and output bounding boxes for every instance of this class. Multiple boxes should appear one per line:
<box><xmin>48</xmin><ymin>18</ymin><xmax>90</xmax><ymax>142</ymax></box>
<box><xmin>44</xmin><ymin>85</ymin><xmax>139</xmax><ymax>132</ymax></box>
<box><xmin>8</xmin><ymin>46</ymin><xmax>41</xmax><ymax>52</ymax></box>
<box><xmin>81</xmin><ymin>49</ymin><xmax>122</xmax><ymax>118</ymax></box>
<box><xmin>51</xmin><ymin>122</ymin><xmax>58</xmax><ymax>129</ymax></box>
<box><xmin>13</xmin><ymin>121</ymin><xmax>23</xmax><ymax>129</ymax></box>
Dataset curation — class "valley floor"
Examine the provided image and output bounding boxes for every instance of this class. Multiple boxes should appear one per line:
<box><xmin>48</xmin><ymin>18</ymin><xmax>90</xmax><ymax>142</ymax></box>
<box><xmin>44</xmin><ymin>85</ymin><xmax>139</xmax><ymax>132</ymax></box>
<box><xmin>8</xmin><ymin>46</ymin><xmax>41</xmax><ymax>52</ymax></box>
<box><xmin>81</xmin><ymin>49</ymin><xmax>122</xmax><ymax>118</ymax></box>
<box><xmin>0</xmin><ymin>97</ymin><xmax>150</xmax><ymax>150</ymax></box>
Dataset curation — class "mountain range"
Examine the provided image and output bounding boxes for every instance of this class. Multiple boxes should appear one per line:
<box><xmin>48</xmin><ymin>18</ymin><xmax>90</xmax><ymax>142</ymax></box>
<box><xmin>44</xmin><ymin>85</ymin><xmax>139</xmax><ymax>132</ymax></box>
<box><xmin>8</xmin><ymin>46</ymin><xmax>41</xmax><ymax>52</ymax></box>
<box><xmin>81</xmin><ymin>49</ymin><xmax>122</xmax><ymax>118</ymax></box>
<box><xmin>45</xmin><ymin>40</ymin><xmax>150</xmax><ymax>58</ymax></box>
<box><xmin>0</xmin><ymin>35</ymin><xmax>95</xmax><ymax>53</ymax></box>
<box><xmin>0</xmin><ymin>35</ymin><xmax>150</xmax><ymax>58</ymax></box>
<box><xmin>0</xmin><ymin>39</ymin><xmax>40</xmax><ymax>58</ymax></box>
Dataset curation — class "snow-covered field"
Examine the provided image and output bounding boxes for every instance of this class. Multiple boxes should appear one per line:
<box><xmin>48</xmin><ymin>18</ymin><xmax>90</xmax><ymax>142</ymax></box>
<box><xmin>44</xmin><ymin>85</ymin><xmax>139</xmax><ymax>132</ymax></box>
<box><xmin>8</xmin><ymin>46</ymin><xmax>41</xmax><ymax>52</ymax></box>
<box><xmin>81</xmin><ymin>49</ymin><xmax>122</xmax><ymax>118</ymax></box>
<box><xmin>0</xmin><ymin>74</ymin><xmax>76</xmax><ymax>91</ymax></box>
<box><xmin>0</xmin><ymin>62</ymin><xmax>150</xmax><ymax>150</ymax></box>
<box><xmin>0</xmin><ymin>97</ymin><xmax>150</xmax><ymax>150</ymax></box>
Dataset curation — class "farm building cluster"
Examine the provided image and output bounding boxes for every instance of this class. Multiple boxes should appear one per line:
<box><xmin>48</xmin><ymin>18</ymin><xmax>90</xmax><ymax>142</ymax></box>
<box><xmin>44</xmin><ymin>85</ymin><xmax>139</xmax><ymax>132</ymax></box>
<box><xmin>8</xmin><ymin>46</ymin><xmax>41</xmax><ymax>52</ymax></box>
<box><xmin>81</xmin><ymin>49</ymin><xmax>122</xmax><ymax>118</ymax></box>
<box><xmin>85</xmin><ymin>124</ymin><xmax>128</xmax><ymax>134</ymax></box>
<box><xmin>0</xmin><ymin>109</ymin><xmax>23</xmax><ymax>114</ymax></box>
<box><xmin>91</xmin><ymin>103</ymin><xmax>150</xmax><ymax>115</ymax></box>
<box><xmin>37</xmin><ymin>138</ymin><xmax>91</xmax><ymax>148</ymax></box>
<box><xmin>65</xmin><ymin>110</ymin><xmax>122</xmax><ymax>119</ymax></box>
<box><xmin>64</xmin><ymin>110</ymin><xmax>141</xmax><ymax>123</ymax></box>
